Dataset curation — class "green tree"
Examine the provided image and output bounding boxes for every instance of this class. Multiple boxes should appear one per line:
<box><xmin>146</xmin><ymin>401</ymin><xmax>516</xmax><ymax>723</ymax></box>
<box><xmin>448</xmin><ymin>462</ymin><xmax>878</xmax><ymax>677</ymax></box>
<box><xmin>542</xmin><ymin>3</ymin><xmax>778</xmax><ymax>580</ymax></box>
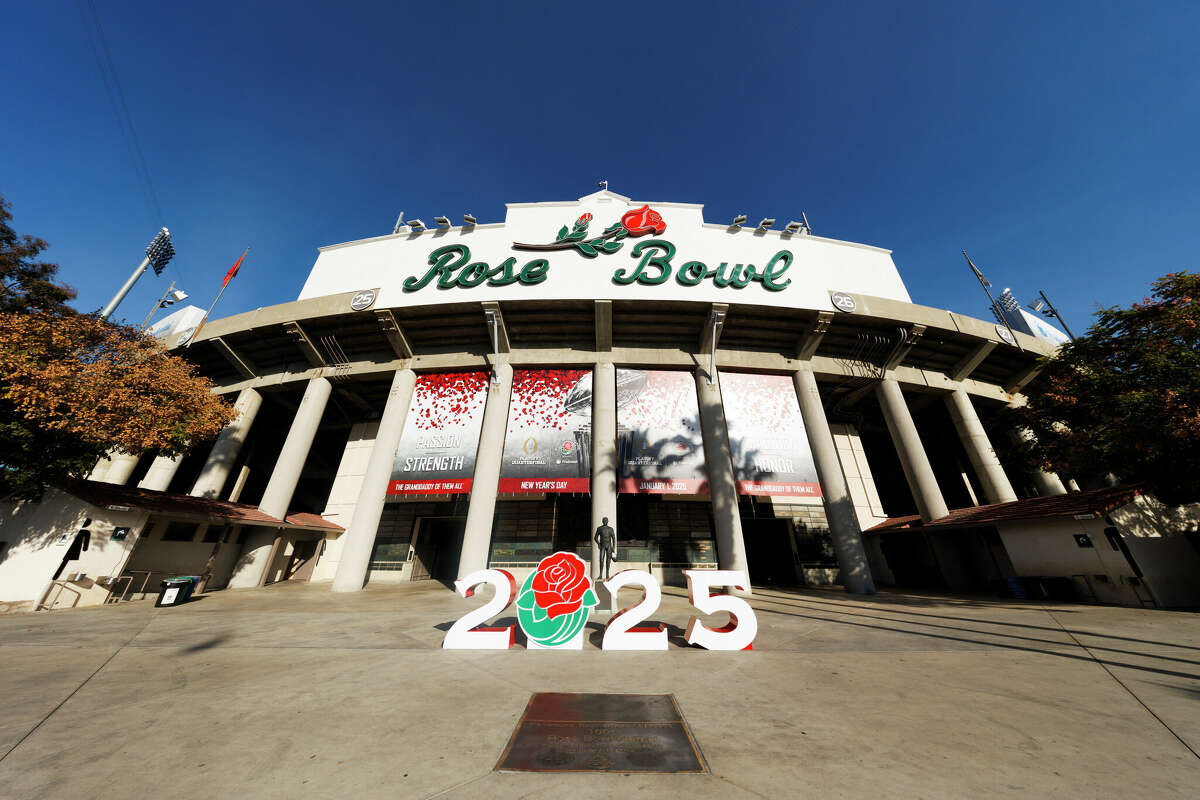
<box><xmin>1008</xmin><ymin>272</ymin><xmax>1200</xmax><ymax>504</ymax></box>
<box><xmin>0</xmin><ymin>195</ymin><xmax>76</xmax><ymax>313</ymax></box>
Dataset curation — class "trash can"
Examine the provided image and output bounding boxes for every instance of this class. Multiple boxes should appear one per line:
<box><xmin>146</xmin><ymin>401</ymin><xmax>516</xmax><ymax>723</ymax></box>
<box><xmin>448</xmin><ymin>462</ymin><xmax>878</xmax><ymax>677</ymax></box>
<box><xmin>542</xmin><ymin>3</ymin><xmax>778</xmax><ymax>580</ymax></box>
<box><xmin>155</xmin><ymin>576</ymin><xmax>200</xmax><ymax>607</ymax></box>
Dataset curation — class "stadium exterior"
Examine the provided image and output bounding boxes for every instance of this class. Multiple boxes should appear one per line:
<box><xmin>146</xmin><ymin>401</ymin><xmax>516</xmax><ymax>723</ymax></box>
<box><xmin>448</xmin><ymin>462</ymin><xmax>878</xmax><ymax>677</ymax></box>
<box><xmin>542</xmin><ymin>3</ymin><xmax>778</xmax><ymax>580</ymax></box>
<box><xmin>5</xmin><ymin>190</ymin><xmax>1199</xmax><ymax>612</ymax></box>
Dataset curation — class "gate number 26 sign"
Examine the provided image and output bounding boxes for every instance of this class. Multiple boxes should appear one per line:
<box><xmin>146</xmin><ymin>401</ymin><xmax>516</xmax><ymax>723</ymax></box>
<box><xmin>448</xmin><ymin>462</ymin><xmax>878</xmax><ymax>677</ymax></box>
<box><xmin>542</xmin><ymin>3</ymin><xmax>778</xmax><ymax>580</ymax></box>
<box><xmin>443</xmin><ymin>551</ymin><xmax>757</xmax><ymax>651</ymax></box>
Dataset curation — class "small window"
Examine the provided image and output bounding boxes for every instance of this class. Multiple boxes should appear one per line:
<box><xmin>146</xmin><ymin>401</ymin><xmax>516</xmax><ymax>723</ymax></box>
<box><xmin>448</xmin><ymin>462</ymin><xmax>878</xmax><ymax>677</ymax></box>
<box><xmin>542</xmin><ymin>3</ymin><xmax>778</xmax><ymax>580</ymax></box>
<box><xmin>202</xmin><ymin>527</ymin><xmax>221</xmax><ymax>543</ymax></box>
<box><xmin>162</xmin><ymin>523</ymin><xmax>199</xmax><ymax>542</ymax></box>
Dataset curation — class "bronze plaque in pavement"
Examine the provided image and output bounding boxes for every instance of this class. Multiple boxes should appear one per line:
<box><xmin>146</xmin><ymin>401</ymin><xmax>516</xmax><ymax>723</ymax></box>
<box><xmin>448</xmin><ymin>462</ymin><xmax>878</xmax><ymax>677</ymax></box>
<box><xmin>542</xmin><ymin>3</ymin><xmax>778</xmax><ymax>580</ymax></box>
<box><xmin>496</xmin><ymin>692</ymin><xmax>707</xmax><ymax>773</ymax></box>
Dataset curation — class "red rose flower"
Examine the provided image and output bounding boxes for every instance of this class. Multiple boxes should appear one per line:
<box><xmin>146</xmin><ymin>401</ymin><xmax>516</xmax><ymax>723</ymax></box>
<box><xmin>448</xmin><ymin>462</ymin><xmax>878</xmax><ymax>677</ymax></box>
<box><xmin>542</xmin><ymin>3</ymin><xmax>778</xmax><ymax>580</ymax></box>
<box><xmin>576</xmin><ymin>212</ymin><xmax>593</xmax><ymax>226</ymax></box>
<box><xmin>532</xmin><ymin>552</ymin><xmax>590</xmax><ymax>619</ymax></box>
<box><xmin>620</xmin><ymin>205</ymin><xmax>666</xmax><ymax>236</ymax></box>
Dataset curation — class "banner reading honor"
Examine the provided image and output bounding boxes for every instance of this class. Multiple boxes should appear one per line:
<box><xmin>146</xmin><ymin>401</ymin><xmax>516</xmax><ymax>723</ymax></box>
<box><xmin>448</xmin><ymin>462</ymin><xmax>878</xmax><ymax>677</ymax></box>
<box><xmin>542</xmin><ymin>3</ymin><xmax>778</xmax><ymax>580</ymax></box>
<box><xmin>498</xmin><ymin>369</ymin><xmax>593</xmax><ymax>493</ymax></box>
<box><xmin>720</xmin><ymin>372</ymin><xmax>821</xmax><ymax>500</ymax></box>
<box><xmin>389</xmin><ymin>371</ymin><xmax>489</xmax><ymax>495</ymax></box>
<box><xmin>617</xmin><ymin>369</ymin><xmax>708</xmax><ymax>494</ymax></box>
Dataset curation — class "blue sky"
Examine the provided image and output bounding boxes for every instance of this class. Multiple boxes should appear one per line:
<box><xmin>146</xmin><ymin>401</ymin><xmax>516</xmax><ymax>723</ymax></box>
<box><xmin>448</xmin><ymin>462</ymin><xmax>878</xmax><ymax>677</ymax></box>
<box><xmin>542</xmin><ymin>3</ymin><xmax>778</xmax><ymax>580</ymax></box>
<box><xmin>3</xmin><ymin>1</ymin><xmax>1197</xmax><ymax>332</ymax></box>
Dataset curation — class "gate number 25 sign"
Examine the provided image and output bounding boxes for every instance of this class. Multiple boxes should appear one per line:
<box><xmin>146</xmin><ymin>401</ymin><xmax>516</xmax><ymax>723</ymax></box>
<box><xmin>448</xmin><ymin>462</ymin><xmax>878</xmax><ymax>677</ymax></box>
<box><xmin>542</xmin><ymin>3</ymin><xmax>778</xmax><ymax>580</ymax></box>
<box><xmin>443</xmin><ymin>551</ymin><xmax>756</xmax><ymax>651</ymax></box>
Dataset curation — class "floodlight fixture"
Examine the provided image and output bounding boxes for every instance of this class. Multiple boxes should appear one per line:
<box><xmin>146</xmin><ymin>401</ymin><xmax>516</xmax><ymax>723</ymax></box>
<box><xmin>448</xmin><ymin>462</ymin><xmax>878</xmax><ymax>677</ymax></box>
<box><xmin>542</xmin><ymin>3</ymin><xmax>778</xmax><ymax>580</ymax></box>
<box><xmin>757</xmin><ymin>218</ymin><xmax>775</xmax><ymax>231</ymax></box>
<box><xmin>463</xmin><ymin>213</ymin><xmax>476</xmax><ymax>226</ymax></box>
<box><xmin>101</xmin><ymin>227</ymin><xmax>176</xmax><ymax>320</ymax></box>
<box><xmin>434</xmin><ymin>216</ymin><xmax>451</xmax><ymax>228</ymax></box>
<box><xmin>166</xmin><ymin>289</ymin><xmax>188</xmax><ymax>305</ymax></box>
<box><xmin>784</xmin><ymin>221</ymin><xmax>803</xmax><ymax>234</ymax></box>
<box><xmin>1027</xmin><ymin>298</ymin><xmax>1046</xmax><ymax>313</ymax></box>
<box><xmin>730</xmin><ymin>214</ymin><xmax>747</xmax><ymax>229</ymax></box>
<box><xmin>146</xmin><ymin>227</ymin><xmax>175</xmax><ymax>275</ymax></box>
<box><xmin>408</xmin><ymin>219</ymin><xmax>426</xmax><ymax>232</ymax></box>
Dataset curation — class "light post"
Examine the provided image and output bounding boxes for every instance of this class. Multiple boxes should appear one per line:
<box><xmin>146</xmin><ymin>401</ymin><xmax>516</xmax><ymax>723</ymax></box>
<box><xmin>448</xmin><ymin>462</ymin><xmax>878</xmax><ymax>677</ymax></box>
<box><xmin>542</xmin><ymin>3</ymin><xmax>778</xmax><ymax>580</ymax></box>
<box><xmin>141</xmin><ymin>281</ymin><xmax>189</xmax><ymax>329</ymax></box>
<box><xmin>100</xmin><ymin>227</ymin><xmax>175</xmax><ymax>321</ymax></box>
<box><xmin>1028</xmin><ymin>290</ymin><xmax>1076</xmax><ymax>341</ymax></box>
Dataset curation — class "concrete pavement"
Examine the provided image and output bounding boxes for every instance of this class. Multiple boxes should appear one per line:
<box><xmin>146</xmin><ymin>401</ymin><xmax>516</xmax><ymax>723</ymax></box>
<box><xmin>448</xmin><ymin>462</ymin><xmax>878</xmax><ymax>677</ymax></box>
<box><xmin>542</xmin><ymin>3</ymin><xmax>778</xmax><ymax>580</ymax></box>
<box><xmin>1</xmin><ymin>581</ymin><xmax>1198</xmax><ymax>798</ymax></box>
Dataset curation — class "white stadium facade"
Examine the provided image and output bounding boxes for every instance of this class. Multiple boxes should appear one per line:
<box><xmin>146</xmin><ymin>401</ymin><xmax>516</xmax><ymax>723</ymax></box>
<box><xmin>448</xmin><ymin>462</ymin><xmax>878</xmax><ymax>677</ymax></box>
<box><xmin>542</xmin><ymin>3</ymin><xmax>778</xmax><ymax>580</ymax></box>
<box><xmin>4</xmin><ymin>190</ymin><xmax>1200</xmax><ymax>612</ymax></box>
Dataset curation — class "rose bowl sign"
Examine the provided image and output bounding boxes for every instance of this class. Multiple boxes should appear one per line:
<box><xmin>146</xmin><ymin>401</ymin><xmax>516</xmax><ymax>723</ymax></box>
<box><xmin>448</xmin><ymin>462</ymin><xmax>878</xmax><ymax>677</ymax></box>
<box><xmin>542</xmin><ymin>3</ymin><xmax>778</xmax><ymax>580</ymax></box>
<box><xmin>443</xmin><ymin>552</ymin><xmax>757</xmax><ymax>651</ymax></box>
<box><xmin>299</xmin><ymin>193</ymin><xmax>913</xmax><ymax>316</ymax></box>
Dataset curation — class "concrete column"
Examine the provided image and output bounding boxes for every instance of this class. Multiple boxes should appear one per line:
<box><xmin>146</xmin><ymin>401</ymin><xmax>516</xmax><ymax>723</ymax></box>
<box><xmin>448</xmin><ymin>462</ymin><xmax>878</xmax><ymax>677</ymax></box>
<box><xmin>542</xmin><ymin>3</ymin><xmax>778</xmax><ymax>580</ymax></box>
<box><xmin>138</xmin><ymin>454</ymin><xmax>184</xmax><ymax>492</ymax></box>
<box><xmin>945</xmin><ymin>389</ymin><xmax>1018</xmax><ymax>505</ymax></box>
<box><xmin>190</xmin><ymin>388</ymin><xmax>263</xmax><ymax>499</ymax></box>
<box><xmin>227</xmin><ymin>528</ymin><xmax>279</xmax><ymax>589</ymax></box>
<box><xmin>104</xmin><ymin>452</ymin><xmax>140</xmax><ymax>485</ymax></box>
<box><xmin>332</xmin><ymin>369</ymin><xmax>416</xmax><ymax>592</ymax></box>
<box><xmin>90</xmin><ymin>450</ymin><xmax>139</xmax><ymax>485</ymax></box>
<box><xmin>792</xmin><ymin>367</ymin><xmax>875</xmax><ymax>594</ymax></box>
<box><xmin>457</xmin><ymin>363</ymin><xmax>514</xmax><ymax>580</ymax></box>
<box><xmin>1012</xmin><ymin>427</ymin><xmax>1068</xmax><ymax>496</ymax></box>
<box><xmin>695</xmin><ymin>369</ymin><xmax>751</xmax><ymax>590</ymax></box>
<box><xmin>876</xmin><ymin>378</ymin><xmax>949</xmax><ymax>521</ymax></box>
<box><xmin>259</xmin><ymin>377</ymin><xmax>332</xmax><ymax>518</ymax></box>
<box><xmin>590</xmin><ymin>363</ymin><xmax>618</xmax><ymax>581</ymax></box>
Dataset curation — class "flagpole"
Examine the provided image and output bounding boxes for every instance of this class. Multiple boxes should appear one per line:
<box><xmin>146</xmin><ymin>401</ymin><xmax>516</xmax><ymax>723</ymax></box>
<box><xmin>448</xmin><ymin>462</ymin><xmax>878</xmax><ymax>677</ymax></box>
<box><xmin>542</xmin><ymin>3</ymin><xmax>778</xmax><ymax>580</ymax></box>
<box><xmin>962</xmin><ymin>250</ymin><xmax>1021</xmax><ymax>350</ymax></box>
<box><xmin>186</xmin><ymin>247</ymin><xmax>249</xmax><ymax>347</ymax></box>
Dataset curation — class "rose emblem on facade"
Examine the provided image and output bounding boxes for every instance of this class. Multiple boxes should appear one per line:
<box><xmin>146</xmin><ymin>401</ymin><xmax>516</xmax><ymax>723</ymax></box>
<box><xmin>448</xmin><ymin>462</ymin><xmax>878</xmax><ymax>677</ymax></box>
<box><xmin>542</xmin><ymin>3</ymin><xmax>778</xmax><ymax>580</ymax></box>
<box><xmin>516</xmin><ymin>551</ymin><xmax>598</xmax><ymax>647</ymax></box>
<box><xmin>620</xmin><ymin>205</ymin><xmax>666</xmax><ymax>237</ymax></box>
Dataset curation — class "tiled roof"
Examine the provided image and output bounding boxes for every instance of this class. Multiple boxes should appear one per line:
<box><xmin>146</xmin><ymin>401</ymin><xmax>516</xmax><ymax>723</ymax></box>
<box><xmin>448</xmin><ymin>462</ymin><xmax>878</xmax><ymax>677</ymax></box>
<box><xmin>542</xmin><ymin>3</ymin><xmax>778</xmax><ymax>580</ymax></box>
<box><xmin>63</xmin><ymin>480</ymin><xmax>344</xmax><ymax>532</ymax></box>
<box><xmin>865</xmin><ymin>485</ymin><xmax>1144</xmax><ymax>533</ymax></box>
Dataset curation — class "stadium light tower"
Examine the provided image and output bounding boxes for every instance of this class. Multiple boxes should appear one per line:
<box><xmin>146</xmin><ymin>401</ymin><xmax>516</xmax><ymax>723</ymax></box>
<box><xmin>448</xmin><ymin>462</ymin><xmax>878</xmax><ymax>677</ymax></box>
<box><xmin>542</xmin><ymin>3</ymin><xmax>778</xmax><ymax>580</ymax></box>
<box><xmin>100</xmin><ymin>227</ymin><xmax>175</xmax><ymax>320</ymax></box>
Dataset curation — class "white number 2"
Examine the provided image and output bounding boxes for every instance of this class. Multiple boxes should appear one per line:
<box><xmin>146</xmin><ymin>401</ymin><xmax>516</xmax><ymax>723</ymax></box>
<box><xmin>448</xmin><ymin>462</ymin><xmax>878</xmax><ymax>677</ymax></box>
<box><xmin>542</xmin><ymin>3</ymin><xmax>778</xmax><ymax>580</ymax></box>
<box><xmin>443</xmin><ymin>569</ymin><xmax>517</xmax><ymax>649</ymax></box>
<box><xmin>601</xmin><ymin>570</ymin><xmax>668</xmax><ymax>650</ymax></box>
<box><xmin>683</xmin><ymin>570</ymin><xmax>757</xmax><ymax>651</ymax></box>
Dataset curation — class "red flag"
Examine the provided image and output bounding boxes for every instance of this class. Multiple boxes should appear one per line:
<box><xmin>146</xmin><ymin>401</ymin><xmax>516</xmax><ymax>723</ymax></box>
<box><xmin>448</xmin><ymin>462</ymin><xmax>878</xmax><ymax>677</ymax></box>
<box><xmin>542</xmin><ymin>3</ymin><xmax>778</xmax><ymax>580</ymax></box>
<box><xmin>222</xmin><ymin>249</ymin><xmax>248</xmax><ymax>288</ymax></box>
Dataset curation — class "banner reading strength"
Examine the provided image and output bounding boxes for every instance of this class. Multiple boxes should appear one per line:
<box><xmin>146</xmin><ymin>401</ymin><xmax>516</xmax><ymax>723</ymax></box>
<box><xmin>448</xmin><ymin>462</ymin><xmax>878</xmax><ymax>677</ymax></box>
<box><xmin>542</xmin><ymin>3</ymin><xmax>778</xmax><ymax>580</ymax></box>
<box><xmin>498</xmin><ymin>369</ymin><xmax>593</xmax><ymax>493</ymax></box>
<box><xmin>617</xmin><ymin>369</ymin><xmax>708</xmax><ymax>494</ymax></box>
<box><xmin>720</xmin><ymin>372</ymin><xmax>821</xmax><ymax>500</ymax></box>
<box><xmin>389</xmin><ymin>371</ymin><xmax>489</xmax><ymax>495</ymax></box>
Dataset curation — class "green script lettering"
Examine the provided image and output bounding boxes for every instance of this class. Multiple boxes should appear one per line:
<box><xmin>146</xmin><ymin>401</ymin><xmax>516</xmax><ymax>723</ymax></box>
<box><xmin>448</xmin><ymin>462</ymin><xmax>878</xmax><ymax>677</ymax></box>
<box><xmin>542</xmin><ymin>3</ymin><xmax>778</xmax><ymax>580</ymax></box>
<box><xmin>615</xmin><ymin>239</ymin><xmax>674</xmax><ymax>285</ymax></box>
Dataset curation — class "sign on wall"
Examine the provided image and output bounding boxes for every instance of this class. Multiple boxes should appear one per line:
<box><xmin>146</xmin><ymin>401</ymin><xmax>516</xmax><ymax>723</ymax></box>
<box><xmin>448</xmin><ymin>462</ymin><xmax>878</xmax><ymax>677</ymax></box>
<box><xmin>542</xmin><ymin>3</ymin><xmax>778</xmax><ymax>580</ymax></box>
<box><xmin>388</xmin><ymin>371</ymin><xmax>489</xmax><ymax>495</ymax></box>
<box><xmin>616</xmin><ymin>369</ymin><xmax>708</xmax><ymax>494</ymax></box>
<box><xmin>721</xmin><ymin>372</ymin><xmax>821</xmax><ymax>500</ymax></box>
<box><xmin>498</xmin><ymin>369</ymin><xmax>593</xmax><ymax>493</ymax></box>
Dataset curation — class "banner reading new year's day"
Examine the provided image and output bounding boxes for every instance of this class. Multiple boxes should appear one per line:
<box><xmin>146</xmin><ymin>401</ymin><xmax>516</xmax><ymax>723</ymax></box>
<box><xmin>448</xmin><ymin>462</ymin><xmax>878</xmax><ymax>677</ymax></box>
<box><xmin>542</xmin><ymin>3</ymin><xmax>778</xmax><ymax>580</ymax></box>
<box><xmin>388</xmin><ymin>371</ymin><xmax>489</xmax><ymax>495</ymax></box>
<box><xmin>720</xmin><ymin>372</ymin><xmax>821</xmax><ymax>500</ymax></box>
<box><xmin>617</xmin><ymin>369</ymin><xmax>708</xmax><ymax>494</ymax></box>
<box><xmin>498</xmin><ymin>369</ymin><xmax>593</xmax><ymax>493</ymax></box>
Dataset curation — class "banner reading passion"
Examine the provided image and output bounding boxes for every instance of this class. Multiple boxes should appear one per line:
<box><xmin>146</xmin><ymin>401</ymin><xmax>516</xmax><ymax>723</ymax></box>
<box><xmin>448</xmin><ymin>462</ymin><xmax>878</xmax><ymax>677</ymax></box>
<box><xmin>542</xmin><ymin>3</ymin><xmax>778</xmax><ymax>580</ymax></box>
<box><xmin>388</xmin><ymin>371</ymin><xmax>489</xmax><ymax>495</ymax></box>
<box><xmin>720</xmin><ymin>372</ymin><xmax>821</xmax><ymax>500</ymax></box>
<box><xmin>498</xmin><ymin>369</ymin><xmax>593</xmax><ymax>493</ymax></box>
<box><xmin>617</xmin><ymin>369</ymin><xmax>708</xmax><ymax>494</ymax></box>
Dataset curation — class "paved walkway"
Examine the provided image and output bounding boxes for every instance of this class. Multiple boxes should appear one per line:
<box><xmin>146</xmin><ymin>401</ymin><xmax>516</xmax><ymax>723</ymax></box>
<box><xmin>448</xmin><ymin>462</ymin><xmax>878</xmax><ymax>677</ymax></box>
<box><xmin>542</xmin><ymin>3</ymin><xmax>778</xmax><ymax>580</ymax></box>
<box><xmin>0</xmin><ymin>581</ymin><xmax>1198</xmax><ymax>798</ymax></box>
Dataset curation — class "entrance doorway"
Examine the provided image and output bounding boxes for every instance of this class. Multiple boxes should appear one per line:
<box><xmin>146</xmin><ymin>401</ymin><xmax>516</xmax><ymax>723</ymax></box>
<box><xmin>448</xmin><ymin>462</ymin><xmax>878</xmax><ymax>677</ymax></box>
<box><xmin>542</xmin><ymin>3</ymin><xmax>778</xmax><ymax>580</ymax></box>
<box><xmin>283</xmin><ymin>538</ymin><xmax>321</xmax><ymax>582</ymax></box>
<box><xmin>410</xmin><ymin>518</ymin><xmax>466</xmax><ymax>585</ymax></box>
<box><xmin>742</xmin><ymin>518</ymin><xmax>797</xmax><ymax>586</ymax></box>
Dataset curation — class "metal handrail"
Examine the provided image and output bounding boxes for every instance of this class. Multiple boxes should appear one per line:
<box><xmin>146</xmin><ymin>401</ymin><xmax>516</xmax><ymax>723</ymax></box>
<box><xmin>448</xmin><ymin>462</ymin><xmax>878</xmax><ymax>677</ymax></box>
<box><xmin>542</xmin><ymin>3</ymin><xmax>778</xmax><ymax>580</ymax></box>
<box><xmin>36</xmin><ymin>581</ymin><xmax>82</xmax><ymax>612</ymax></box>
<box><xmin>118</xmin><ymin>570</ymin><xmax>155</xmax><ymax>603</ymax></box>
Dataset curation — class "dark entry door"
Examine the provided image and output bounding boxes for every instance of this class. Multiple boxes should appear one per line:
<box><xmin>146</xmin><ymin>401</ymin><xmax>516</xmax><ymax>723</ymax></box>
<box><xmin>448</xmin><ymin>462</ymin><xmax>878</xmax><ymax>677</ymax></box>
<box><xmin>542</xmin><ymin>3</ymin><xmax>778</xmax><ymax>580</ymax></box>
<box><xmin>284</xmin><ymin>539</ymin><xmax>320</xmax><ymax>582</ymax></box>
<box><xmin>412</xmin><ymin>518</ymin><xmax>466</xmax><ymax>583</ymax></box>
<box><xmin>742</xmin><ymin>519</ymin><xmax>797</xmax><ymax>586</ymax></box>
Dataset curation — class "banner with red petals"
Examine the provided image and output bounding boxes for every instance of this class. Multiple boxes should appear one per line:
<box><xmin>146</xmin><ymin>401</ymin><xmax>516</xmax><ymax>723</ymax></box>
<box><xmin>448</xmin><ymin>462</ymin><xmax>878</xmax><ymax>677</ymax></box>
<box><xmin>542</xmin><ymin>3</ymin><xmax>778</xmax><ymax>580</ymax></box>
<box><xmin>616</xmin><ymin>369</ymin><xmax>708</xmax><ymax>494</ymax></box>
<box><xmin>498</xmin><ymin>369</ymin><xmax>593</xmax><ymax>493</ymax></box>
<box><xmin>388</xmin><ymin>371</ymin><xmax>489</xmax><ymax>495</ymax></box>
<box><xmin>720</xmin><ymin>372</ymin><xmax>822</xmax><ymax>500</ymax></box>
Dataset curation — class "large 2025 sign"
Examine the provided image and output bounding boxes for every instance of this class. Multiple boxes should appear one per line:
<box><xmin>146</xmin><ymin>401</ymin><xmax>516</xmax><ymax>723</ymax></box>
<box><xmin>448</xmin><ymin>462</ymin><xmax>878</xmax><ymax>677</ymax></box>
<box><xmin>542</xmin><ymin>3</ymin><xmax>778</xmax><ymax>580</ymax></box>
<box><xmin>444</xmin><ymin>552</ymin><xmax>756</xmax><ymax>651</ymax></box>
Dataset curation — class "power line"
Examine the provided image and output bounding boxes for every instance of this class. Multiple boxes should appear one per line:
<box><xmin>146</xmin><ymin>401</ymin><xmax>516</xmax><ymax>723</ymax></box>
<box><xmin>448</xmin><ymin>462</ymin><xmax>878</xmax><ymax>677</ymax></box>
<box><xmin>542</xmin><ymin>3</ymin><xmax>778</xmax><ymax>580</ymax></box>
<box><xmin>77</xmin><ymin>0</ymin><xmax>185</xmax><ymax>286</ymax></box>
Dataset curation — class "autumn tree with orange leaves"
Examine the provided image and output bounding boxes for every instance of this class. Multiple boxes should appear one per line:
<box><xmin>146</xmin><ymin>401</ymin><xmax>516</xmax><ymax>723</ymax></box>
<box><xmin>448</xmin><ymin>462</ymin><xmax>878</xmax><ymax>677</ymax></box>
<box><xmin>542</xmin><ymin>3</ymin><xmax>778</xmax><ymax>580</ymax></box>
<box><xmin>1006</xmin><ymin>272</ymin><xmax>1200</xmax><ymax>504</ymax></box>
<box><xmin>0</xmin><ymin>194</ymin><xmax>235</xmax><ymax>498</ymax></box>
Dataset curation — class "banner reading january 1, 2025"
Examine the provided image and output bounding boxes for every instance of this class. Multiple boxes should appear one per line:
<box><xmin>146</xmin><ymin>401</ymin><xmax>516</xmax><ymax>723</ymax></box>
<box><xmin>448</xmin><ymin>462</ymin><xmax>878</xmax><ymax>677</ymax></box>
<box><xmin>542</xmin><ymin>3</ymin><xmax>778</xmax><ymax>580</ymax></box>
<box><xmin>389</xmin><ymin>371</ymin><xmax>489</xmax><ymax>495</ymax></box>
<box><xmin>498</xmin><ymin>369</ymin><xmax>593</xmax><ymax>493</ymax></box>
<box><xmin>720</xmin><ymin>372</ymin><xmax>821</xmax><ymax>500</ymax></box>
<box><xmin>617</xmin><ymin>369</ymin><xmax>708</xmax><ymax>494</ymax></box>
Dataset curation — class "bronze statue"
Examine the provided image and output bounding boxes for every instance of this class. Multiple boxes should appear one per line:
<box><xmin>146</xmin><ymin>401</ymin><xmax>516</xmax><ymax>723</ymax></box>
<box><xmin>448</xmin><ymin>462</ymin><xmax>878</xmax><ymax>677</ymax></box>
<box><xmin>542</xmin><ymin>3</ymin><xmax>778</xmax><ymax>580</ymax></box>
<box><xmin>593</xmin><ymin>516</ymin><xmax>616</xmax><ymax>581</ymax></box>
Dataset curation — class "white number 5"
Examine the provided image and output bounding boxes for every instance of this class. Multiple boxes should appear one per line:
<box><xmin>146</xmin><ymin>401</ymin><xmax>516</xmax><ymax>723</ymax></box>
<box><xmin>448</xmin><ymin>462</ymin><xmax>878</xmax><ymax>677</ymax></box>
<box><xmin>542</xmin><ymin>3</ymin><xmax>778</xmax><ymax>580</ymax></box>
<box><xmin>683</xmin><ymin>570</ymin><xmax>757</xmax><ymax>651</ymax></box>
